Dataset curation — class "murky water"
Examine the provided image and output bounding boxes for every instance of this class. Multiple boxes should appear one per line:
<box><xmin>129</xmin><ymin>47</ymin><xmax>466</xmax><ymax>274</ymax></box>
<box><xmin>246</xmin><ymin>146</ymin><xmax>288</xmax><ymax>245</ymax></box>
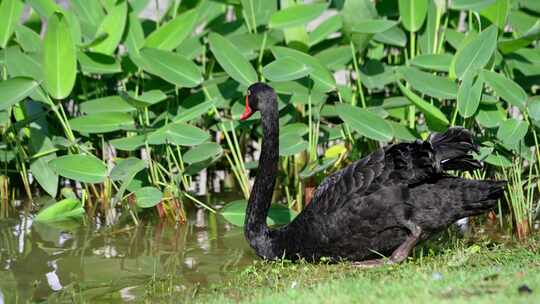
<box><xmin>0</xmin><ymin>202</ymin><xmax>255</xmax><ymax>303</ymax></box>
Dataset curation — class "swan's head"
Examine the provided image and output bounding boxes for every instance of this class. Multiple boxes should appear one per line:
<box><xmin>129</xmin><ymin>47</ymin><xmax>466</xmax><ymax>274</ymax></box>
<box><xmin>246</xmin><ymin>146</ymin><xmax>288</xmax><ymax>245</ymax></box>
<box><xmin>240</xmin><ymin>82</ymin><xmax>275</xmax><ymax>120</ymax></box>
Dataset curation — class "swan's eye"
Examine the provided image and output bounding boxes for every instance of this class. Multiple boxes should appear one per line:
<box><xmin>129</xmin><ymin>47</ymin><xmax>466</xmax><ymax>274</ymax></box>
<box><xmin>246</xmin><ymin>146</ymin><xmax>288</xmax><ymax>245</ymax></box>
<box><xmin>246</xmin><ymin>89</ymin><xmax>251</xmax><ymax>96</ymax></box>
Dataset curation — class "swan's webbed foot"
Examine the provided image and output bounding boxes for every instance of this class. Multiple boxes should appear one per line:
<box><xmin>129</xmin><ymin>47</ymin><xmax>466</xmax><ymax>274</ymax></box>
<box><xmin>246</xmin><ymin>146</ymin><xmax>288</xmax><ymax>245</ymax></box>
<box><xmin>353</xmin><ymin>222</ymin><xmax>422</xmax><ymax>268</ymax></box>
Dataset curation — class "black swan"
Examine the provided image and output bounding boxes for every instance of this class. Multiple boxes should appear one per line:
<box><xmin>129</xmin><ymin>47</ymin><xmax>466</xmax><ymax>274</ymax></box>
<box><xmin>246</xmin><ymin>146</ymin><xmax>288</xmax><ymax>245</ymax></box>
<box><xmin>239</xmin><ymin>82</ymin><xmax>506</xmax><ymax>266</ymax></box>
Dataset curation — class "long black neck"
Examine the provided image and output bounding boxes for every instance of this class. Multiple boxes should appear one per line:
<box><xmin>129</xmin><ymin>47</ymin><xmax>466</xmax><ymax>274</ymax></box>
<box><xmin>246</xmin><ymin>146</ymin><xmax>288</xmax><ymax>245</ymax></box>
<box><xmin>244</xmin><ymin>92</ymin><xmax>279</xmax><ymax>257</ymax></box>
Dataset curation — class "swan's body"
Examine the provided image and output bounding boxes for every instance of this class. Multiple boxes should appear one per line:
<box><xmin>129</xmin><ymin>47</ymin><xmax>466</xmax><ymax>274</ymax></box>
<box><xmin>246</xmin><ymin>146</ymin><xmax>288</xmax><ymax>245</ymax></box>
<box><xmin>241</xmin><ymin>83</ymin><xmax>506</xmax><ymax>264</ymax></box>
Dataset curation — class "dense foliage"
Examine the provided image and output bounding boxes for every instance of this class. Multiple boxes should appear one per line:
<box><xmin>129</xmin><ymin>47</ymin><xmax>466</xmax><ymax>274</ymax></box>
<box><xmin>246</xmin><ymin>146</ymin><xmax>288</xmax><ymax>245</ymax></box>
<box><xmin>0</xmin><ymin>0</ymin><xmax>538</xmax><ymax>235</ymax></box>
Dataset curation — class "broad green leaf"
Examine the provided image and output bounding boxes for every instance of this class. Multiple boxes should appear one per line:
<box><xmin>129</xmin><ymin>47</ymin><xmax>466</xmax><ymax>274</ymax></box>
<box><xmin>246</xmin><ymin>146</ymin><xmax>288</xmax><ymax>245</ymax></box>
<box><xmin>49</xmin><ymin>154</ymin><xmax>107</xmax><ymax>183</ymax></box>
<box><xmin>71</xmin><ymin>0</ymin><xmax>104</xmax><ymax>38</ymax></box>
<box><xmin>351</xmin><ymin>19</ymin><xmax>397</xmax><ymax>34</ymax></box>
<box><xmin>457</xmin><ymin>72</ymin><xmax>483</xmax><ymax>118</ymax></box>
<box><xmin>31</xmin><ymin>156</ymin><xmax>58</xmax><ymax>197</ymax></box>
<box><xmin>69</xmin><ymin>112</ymin><xmax>134</xmax><ymax>133</ymax></box>
<box><xmin>110</xmin><ymin>157</ymin><xmax>146</xmax><ymax>181</ymax></box>
<box><xmin>450</xmin><ymin>0</ymin><xmax>497</xmax><ymax>11</ymax></box>
<box><xmin>5</xmin><ymin>47</ymin><xmax>42</xmax><ymax>81</ymax></box>
<box><xmin>27</xmin><ymin>0</ymin><xmax>60</xmax><ymax>18</ymax></box>
<box><xmin>454</xmin><ymin>26</ymin><xmax>498</xmax><ymax>79</ymax></box>
<box><xmin>410</xmin><ymin>54</ymin><xmax>453</xmax><ymax>72</ymax></box>
<box><xmin>373</xmin><ymin>26</ymin><xmax>407</xmax><ymax>47</ymax></box>
<box><xmin>208</xmin><ymin>33</ymin><xmax>258</xmax><ymax>87</ymax></box>
<box><xmin>271</xmin><ymin>46</ymin><xmax>335</xmax><ymax>92</ymax></box>
<box><xmin>309</xmin><ymin>14</ymin><xmax>342</xmax><ymax>46</ymax></box>
<box><xmin>144</xmin><ymin>9</ymin><xmax>198</xmax><ymax>51</ymax></box>
<box><xmin>397</xmin><ymin>81</ymin><xmax>449</xmax><ymax>128</ymax></box>
<box><xmin>527</xmin><ymin>96</ymin><xmax>540</xmax><ymax>121</ymax></box>
<box><xmin>269</xmin><ymin>3</ymin><xmax>326</xmax><ymax>29</ymax></box>
<box><xmin>497</xmin><ymin>118</ymin><xmax>528</xmax><ymax>147</ymax></box>
<box><xmin>498</xmin><ymin>20</ymin><xmax>540</xmax><ymax>54</ymax></box>
<box><xmin>263</xmin><ymin>57</ymin><xmax>312</xmax><ymax>82</ymax></box>
<box><xmin>125</xmin><ymin>12</ymin><xmax>144</xmax><ymax>55</ymax></box>
<box><xmin>241</xmin><ymin>0</ymin><xmax>276</xmax><ymax>29</ymax></box>
<box><xmin>90</xmin><ymin>0</ymin><xmax>127</xmax><ymax>54</ymax></box>
<box><xmin>335</xmin><ymin>104</ymin><xmax>393</xmax><ymax>141</ymax></box>
<box><xmin>121</xmin><ymin>90</ymin><xmax>168</xmax><ymax>108</ymax></box>
<box><xmin>480</xmin><ymin>0</ymin><xmax>508</xmax><ymax>30</ymax></box>
<box><xmin>0</xmin><ymin>0</ymin><xmax>25</xmax><ymax>48</ymax></box>
<box><xmin>0</xmin><ymin>77</ymin><xmax>39</xmax><ymax>111</ymax></box>
<box><xmin>221</xmin><ymin>200</ymin><xmax>298</xmax><ymax>227</ymax></box>
<box><xmin>109</xmin><ymin>135</ymin><xmax>145</xmax><ymax>151</ymax></box>
<box><xmin>78</xmin><ymin>51</ymin><xmax>121</xmax><ymax>74</ymax></box>
<box><xmin>482</xmin><ymin>70</ymin><xmax>527</xmax><ymax>109</ymax></box>
<box><xmin>34</xmin><ymin>198</ymin><xmax>85</xmax><ymax>222</ymax></box>
<box><xmin>43</xmin><ymin>12</ymin><xmax>77</xmax><ymax>99</ymax></box>
<box><xmin>148</xmin><ymin>123</ymin><xmax>209</xmax><ymax>146</ymax></box>
<box><xmin>15</xmin><ymin>25</ymin><xmax>42</xmax><ymax>53</ymax></box>
<box><xmin>279</xmin><ymin>133</ymin><xmax>308</xmax><ymax>156</ymax></box>
<box><xmin>281</xmin><ymin>123</ymin><xmax>309</xmax><ymax>137</ymax></box>
<box><xmin>399</xmin><ymin>0</ymin><xmax>428</xmax><ymax>32</ymax></box>
<box><xmin>174</xmin><ymin>100</ymin><xmax>215</xmax><ymax>123</ymax></box>
<box><xmin>315</xmin><ymin>46</ymin><xmax>353</xmax><ymax>70</ymax></box>
<box><xmin>137</xmin><ymin>48</ymin><xmax>203</xmax><ymax>87</ymax></box>
<box><xmin>183</xmin><ymin>142</ymin><xmax>223</xmax><ymax>164</ymax></box>
<box><xmin>134</xmin><ymin>186</ymin><xmax>163</xmax><ymax>208</ymax></box>
<box><xmin>342</xmin><ymin>0</ymin><xmax>378</xmax><ymax>53</ymax></box>
<box><xmin>80</xmin><ymin>96</ymin><xmax>136</xmax><ymax>114</ymax></box>
<box><xmin>399</xmin><ymin>67</ymin><xmax>458</xmax><ymax>100</ymax></box>
<box><xmin>476</xmin><ymin>104</ymin><xmax>505</xmax><ymax>128</ymax></box>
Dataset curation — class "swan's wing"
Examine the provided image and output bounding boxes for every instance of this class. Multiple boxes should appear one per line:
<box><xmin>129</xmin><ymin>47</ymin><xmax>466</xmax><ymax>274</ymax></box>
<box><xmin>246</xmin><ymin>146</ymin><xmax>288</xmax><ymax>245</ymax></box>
<box><xmin>308</xmin><ymin>148</ymin><xmax>386</xmax><ymax>213</ymax></box>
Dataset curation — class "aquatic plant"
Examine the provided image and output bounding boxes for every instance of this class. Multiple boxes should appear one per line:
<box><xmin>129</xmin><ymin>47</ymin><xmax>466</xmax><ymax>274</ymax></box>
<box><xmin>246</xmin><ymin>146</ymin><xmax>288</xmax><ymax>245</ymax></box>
<box><xmin>0</xmin><ymin>0</ymin><xmax>538</xmax><ymax>239</ymax></box>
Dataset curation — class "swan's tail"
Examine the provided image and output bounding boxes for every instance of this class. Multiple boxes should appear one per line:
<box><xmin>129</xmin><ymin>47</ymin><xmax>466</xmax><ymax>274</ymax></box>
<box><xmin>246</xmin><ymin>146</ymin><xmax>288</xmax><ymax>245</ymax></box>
<box><xmin>457</xmin><ymin>180</ymin><xmax>507</xmax><ymax>218</ymax></box>
<box><xmin>429</xmin><ymin>127</ymin><xmax>481</xmax><ymax>171</ymax></box>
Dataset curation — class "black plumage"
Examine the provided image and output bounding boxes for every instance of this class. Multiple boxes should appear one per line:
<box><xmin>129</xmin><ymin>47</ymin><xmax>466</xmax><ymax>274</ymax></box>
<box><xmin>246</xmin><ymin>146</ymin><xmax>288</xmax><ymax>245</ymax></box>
<box><xmin>240</xmin><ymin>83</ymin><xmax>506</xmax><ymax>265</ymax></box>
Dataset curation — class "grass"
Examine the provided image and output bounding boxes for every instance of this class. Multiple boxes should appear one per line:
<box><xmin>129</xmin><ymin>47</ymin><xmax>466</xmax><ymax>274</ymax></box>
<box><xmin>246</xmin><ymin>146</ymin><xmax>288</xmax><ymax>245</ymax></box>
<box><xmin>188</xmin><ymin>238</ymin><xmax>540</xmax><ymax>304</ymax></box>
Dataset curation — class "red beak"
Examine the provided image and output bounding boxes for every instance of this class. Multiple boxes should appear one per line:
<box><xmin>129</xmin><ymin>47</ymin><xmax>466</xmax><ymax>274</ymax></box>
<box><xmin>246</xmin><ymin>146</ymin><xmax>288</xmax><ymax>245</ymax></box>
<box><xmin>240</xmin><ymin>95</ymin><xmax>253</xmax><ymax>120</ymax></box>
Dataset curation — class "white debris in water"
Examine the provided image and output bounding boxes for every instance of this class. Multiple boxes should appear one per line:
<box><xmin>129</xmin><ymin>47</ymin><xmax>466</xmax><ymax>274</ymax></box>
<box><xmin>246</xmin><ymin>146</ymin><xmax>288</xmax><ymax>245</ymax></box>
<box><xmin>120</xmin><ymin>286</ymin><xmax>137</xmax><ymax>302</ymax></box>
<box><xmin>46</xmin><ymin>260</ymin><xmax>62</xmax><ymax>291</ymax></box>
<box><xmin>184</xmin><ymin>257</ymin><xmax>197</xmax><ymax>269</ymax></box>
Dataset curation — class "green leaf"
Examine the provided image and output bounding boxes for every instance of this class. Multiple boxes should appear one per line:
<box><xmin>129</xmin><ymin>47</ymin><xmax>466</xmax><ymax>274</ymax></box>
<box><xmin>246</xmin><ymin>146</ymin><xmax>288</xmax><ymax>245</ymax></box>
<box><xmin>399</xmin><ymin>66</ymin><xmax>458</xmax><ymax>100</ymax></box>
<box><xmin>480</xmin><ymin>0</ymin><xmax>508</xmax><ymax>30</ymax></box>
<box><xmin>173</xmin><ymin>100</ymin><xmax>215</xmax><ymax>123</ymax></box>
<box><xmin>27</xmin><ymin>0</ymin><xmax>60</xmax><ymax>18</ymax></box>
<box><xmin>0</xmin><ymin>77</ymin><xmax>39</xmax><ymax>111</ymax></box>
<box><xmin>0</xmin><ymin>0</ymin><xmax>25</xmax><ymax>48</ymax></box>
<box><xmin>308</xmin><ymin>14</ymin><xmax>342</xmax><ymax>46</ymax></box>
<box><xmin>14</xmin><ymin>25</ymin><xmax>42</xmax><ymax>53</ymax></box>
<box><xmin>144</xmin><ymin>9</ymin><xmax>198</xmax><ymax>51</ymax></box>
<box><xmin>148</xmin><ymin>123</ymin><xmax>210</xmax><ymax>146</ymax></box>
<box><xmin>241</xmin><ymin>0</ymin><xmax>276</xmax><ymax>29</ymax></box>
<box><xmin>221</xmin><ymin>200</ymin><xmax>298</xmax><ymax>227</ymax></box>
<box><xmin>373</xmin><ymin>26</ymin><xmax>407</xmax><ymax>47</ymax></box>
<box><xmin>43</xmin><ymin>12</ymin><xmax>77</xmax><ymax>99</ymax></box>
<box><xmin>69</xmin><ymin>112</ymin><xmax>134</xmax><ymax>133</ymax></box>
<box><xmin>78</xmin><ymin>51</ymin><xmax>121</xmax><ymax>74</ymax></box>
<box><xmin>269</xmin><ymin>3</ymin><xmax>326</xmax><ymax>29</ymax></box>
<box><xmin>351</xmin><ymin>19</ymin><xmax>398</xmax><ymax>34</ymax></box>
<box><xmin>90</xmin><ymin>0</ymin><xmax>127</xmax><ymax>54</ymax></box>
<box><xmin>457</xmin><ymin>72</ymin><xmax>483</xmax><ymax>118</ymax></box>
<box><xmin>476</xmin><ymin>104</ymin><xmax>505</xmax><ymax>128</ymax></box>
<box><xmin>80</xmin><ymin>96</ymin><xmax>136</xmax><ymax>114</ymax></box>
<box><xmin>279</xmin><ymin>133</ymin><xmax>308</xmax><ymax>156</ymax></box>
<box><xmin>121</xmin><ymin>90</ymin><xmax>168</xmax><ymax>109</ymax></box>
<box><xmin>183</xmin><ymin>142</ymin><xmax>223</xmax><ymax>164</ymax></box>
<box><xmin>110</xmin><ymin>157</ymin><xmax>146</xmax><ymax>181</ymax></box>
<box><xmin>450</xmin><ymin>0</ymin><xmax>497</xmax><ymax>11</ymax></box>
<box><xmin>496</xmin><ymin>118</ymin><xmax>528</xmax><ymax>147</ymax></box>
<box><xmin>208</xmin><ymin>33</ymin><xmax>258</xmax><ymax>87</ymax></box>
<box><xmin>399</xmin><ymin>0</ymin><xmax>428</xmax><ymax>32</ymax></box>
<box><xmin>335</xmin><ymin>104</ymin><xmax>393</xmax><ymax>141</ymax></box>
<box><xmin>454</xmin><ymin>25</ymin><xmax>498</xmax><ymax>79</ymax></box>
<box><xmin>31</xmin><ymin>156</ymin><xmax>58</xmax><ymax>197</ymax></box>
<box><xmin>137</xmin><ymin>48</ymin><xmax>203</xmax><ymax>87</ymax></box>
<box><xmin>527</xmin><ymin>96</ymin><xmax>540</xmax><ymax>121</ymax></box>
<box><xmin>410</xmin><ymin>54</ymin><xmax>453</xmax><ymax>72</ymax></box>
<box><xmin>263</xmin><ymin>57</ymin><xmax>312</xmax><ymax>82</ymax></box>
<box><xmin>34</xmin><ymin>198</ymin><xmax>85</xmax><ymax>222</ymax></box>
<box><xmin>397</xmin><ymin>81</ymin><xmax>449</xmax><ymax>128</ymax></box>
<box><xmin>498</xmin><ymin>20</ymin><xmax>540</xmax><ymax>54</ymax></box>
<box><xmin>109</xmin><ymin>135</ymin><xmax>145</xmax><ymax>151</ymax></box>
<box><xmin>134</xmin><ymin>186</ymin><xmax>163</xmax><ymax>208</ymax></box>
<box><xmin>482</xmin><ymin>70</ymin><xmax>527</xmax><ymax>110</ymax></box>
<box><xmin>49</xmin><ymin>154</ymin><xmax>108</xmax><ymax>183</ymax></box>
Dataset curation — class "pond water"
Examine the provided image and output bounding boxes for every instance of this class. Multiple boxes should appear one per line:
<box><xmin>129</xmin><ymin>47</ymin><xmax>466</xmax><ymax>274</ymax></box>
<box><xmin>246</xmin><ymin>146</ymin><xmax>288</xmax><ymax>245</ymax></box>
<box><xmin>0</xmin><ymin>200</ymin><xmax>255</xmax><ymax>303</ymax></box>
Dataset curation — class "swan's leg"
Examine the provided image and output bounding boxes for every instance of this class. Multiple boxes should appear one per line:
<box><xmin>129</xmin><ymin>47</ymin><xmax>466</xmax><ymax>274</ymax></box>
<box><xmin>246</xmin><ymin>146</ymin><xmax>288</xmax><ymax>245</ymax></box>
<box><xmin>353</xmin><ymin>222</ymin><xmax>422</xmax><ymax>268</ymax></box>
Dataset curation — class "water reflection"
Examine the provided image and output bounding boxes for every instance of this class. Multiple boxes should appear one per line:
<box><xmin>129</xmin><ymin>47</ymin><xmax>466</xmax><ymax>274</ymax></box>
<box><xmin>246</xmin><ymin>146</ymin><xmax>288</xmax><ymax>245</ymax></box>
<box><xmin>0</xmin><ymin>206</ymin><xmax>254</xmax><ymax>302</ymax></box>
